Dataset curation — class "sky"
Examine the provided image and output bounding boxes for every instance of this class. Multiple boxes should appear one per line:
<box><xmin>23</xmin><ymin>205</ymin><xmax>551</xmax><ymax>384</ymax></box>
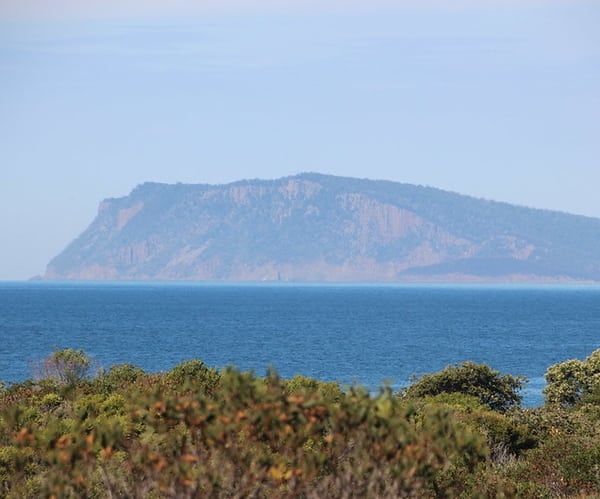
<box><xmin>0</xmin><ymin>1</ymin><xmax>599</xmax><ymax>280</ymax></box>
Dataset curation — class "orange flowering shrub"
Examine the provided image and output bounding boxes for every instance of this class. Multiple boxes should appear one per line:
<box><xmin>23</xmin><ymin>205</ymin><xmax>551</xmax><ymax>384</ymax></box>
<box><xmin>1</xmin><ymin>350</ymin><xmax>599</xmax><ymax>497</ymax></box>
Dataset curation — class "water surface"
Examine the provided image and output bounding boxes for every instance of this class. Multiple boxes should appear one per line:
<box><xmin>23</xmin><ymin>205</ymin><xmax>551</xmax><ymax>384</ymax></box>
<box><xmin>1</xmin><ymin>282</ymin><xmax>599</xmax><ymax>406</ymax></box>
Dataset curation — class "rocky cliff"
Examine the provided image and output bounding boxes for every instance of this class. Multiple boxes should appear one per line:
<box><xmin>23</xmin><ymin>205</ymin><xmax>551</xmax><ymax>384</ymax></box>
<box><xmin>44</xmin><ymin>173</ymin><xmax>600</xmax><ymax>282</ymax></box>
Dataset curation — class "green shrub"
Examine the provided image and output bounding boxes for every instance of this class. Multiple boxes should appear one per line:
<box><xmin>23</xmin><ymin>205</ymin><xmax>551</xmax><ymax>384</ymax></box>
<box><xmin>100</xmin><ymin>394</ymin><xmax>126</xmax><ymax>417</ymax></box>
<box><xmin>3</xmin><ymin>350</ymin><xmax>600</xmax><ymax>497</ymax></box>
<box><xmin>37</xmin><ymin>348</ymin><xmax>92</xmax><ymax>386</ymax></box>
<box><xmin>284</xmin><ymin>374</ymin><xmax>344</xmax><ymax>403</ymax></box>
<box><xmin>39</xmin><ymin>393</ymin><xmax>62</xmax><ymax>410</ymax></box>
<box><xmin>417</xmin><ymin>394</ymin><xmax>537</xmax><ymax>459</ymax></box>
<box><xmin>94</xmin><ymin>363</ymin><xmax>145</xmax><ymax>393</ymax></box>
<box><xmin>417</xmin><ymin>392</ymin><xmax>487</xmax><ymax>411</ymax></box>
<box><xmin>402</xmin><ymin>362</ymin><xmax>526</xmax><ymax>413</ymax></box>
<box><xmin>165</xmin><ymin>359</ymin><xmax>220</xmax><ymax>395</ymax></box>
<box><xmin>544</xmin><ymin>348</ymin><xmax>600</xmax><ymax>407</ymax></box>
<box><xmin>0</xmin><ymin>445</ymin><xmax>37</xmax><ymax>490</ymax></box>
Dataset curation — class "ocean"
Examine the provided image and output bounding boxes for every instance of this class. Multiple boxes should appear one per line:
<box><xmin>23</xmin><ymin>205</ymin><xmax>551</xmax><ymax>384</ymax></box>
<box><xmin>1</xmin><ymin>282</ymin><xmax>599</xmax><ymax>407</ymax></box>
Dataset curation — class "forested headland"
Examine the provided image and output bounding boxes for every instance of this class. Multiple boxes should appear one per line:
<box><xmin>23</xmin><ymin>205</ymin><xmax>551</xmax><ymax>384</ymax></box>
<box><xmin>1</xmin><ymin>348</ymin><xmax>600</xmax><ymax>497</ymax></box>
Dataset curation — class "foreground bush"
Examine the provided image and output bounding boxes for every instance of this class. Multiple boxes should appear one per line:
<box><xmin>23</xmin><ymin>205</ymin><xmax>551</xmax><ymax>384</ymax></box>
<box><xmin>0</xmin><ymin>370</ymin><xmax>488</xmax><ymax>497</ymax></box>
<box><xmin>0</xmin><ymin>350</ymin><xmax>599</xmax><ymax>497</ymax></box>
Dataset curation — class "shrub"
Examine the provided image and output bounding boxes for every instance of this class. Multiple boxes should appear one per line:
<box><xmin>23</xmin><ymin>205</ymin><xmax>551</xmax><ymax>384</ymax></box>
<box><xmin>94</xmin><ymin>363</ymin><xmax>145</xmax><ymax>393</ymax></box>
<box><xmin>544</xmin><ymin>348</ymin><xmax>600</xmax><ymax>407</ymax></box>
<box><xmin>165</xmin><ymin>359</ymin><xmax>220</xmax><ymax>396</ymax></box>
<box><xmin>284</xmin><ymin>374</ymin><xmax>344</xmax><ymax>403</ymax></box>
<box><xmin>402</xmin><ymin>362</ymin><xmax>526</xmax><ymax>413</ymax></box>
<box><xmin>39</xmin><ymin>393</ymin><xmax>62</xmax><ymax>410</ymax></box>
<box><xmin>416</xmin><ymin>394</ymin><xmax>537</xmax><ymax>459</ymax></box>
<box><xmin>36</xmin><ymin>349</ymin><xmax>92</xmax><ymax>386</ymax></box>
<box><xmin>4</xmin><ymin>351</ymin><xmax>600</xmax><ymax>497</ymax></box>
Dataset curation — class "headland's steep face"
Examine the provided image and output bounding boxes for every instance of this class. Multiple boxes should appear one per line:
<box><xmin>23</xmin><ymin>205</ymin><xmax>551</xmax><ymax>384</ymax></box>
<box><xmin>44</xmin><ymin>173</ymin><xmax>600</xmax><ymax>282</ymax></box>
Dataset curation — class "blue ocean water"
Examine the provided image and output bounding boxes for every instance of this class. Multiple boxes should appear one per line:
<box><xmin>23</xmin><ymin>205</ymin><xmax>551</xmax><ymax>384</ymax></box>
<box><xmin>1</xmin><ymin>282</ymin><xmax>599</xmax><ymax>407</ymax></box>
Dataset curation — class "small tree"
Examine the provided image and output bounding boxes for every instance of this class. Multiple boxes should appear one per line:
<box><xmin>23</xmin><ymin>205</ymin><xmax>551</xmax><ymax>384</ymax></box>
<box><xmin>284</xmin><ymin>374</ymin><xmax>344</xmax><ymax>403</ymax></box>
<box><xmin>166</xmin><ymin>359</ymin><xmax>221</xmax><ymax>395</ymax></box>
<box><xmin>402</xmin><ymin>362</ymin><xmax>526</xmax><ymax>413</ymax></box>
<box><xmin>544</xmin><ymin>349</ymin><xmax>600</xmax><ymax>407</ymax></box>
<box><xmin>94</xmin><ymin>363</ymin><xmax>146</xmax><ymax>393</ymax></box>
<box><xmin>39</xmin><ymin>348</ymin><xmax>92</xmax><ymax>385</ymax></box>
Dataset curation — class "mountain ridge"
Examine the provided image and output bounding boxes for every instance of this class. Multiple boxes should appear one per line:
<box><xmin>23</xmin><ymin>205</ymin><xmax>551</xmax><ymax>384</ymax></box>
<box><xmin>44</xmin><ymin>173</ymin><xmax>600</xmax><ymax>282</ymax></box>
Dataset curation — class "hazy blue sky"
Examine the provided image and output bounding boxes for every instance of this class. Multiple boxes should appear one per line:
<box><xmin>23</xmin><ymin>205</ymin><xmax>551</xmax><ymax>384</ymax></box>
<box><xmin>1</xmin><ymin>1</ymin><xmax>599</xmax><ymax>280</ymax></box>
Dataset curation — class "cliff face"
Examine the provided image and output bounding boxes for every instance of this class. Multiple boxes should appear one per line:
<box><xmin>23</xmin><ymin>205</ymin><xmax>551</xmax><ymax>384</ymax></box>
<box><xmin>44</xmin><ymin>173</ymin><xmax>600</xmax><ymax>282</ymax></box>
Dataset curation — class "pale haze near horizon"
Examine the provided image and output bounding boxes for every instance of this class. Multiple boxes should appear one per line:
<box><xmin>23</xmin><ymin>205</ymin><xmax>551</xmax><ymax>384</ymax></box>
<box><xmin>0</xmin><ymin>1</ymin><xmax>599</xmax><ymax>280</ymax></box>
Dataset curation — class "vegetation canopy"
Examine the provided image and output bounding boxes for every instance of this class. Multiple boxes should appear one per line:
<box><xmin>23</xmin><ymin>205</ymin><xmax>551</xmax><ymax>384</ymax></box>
<box><xmin>34</xmin><ymin>348</ymin><xmax>92</xmax><ymax>386</ymax></box>
<box><xmin>544</xmin><ymin>348</ymin><xmax>600</xmax><ymax>407</ymax></box>
<box><xmin>1</xmin><ymin>349</ymin><xmax>599</xmax><ymax>497</ymax></box>
<box><xmin>402</xmin><ymin>361</ymin><xmax>526</xmax><ymax>413</ymax></box>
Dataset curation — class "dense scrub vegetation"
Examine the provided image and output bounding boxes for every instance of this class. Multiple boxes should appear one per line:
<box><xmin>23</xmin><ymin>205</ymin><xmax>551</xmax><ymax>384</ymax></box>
<box><xmin>1</xmin><ymin>349</ymin><xmax>600</xmax><ymax>497</ymax></box>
